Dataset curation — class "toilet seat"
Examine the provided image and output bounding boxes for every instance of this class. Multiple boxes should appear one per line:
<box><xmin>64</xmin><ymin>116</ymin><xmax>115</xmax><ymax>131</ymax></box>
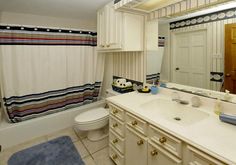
<box><xmin>75</xmin><ymin>107</ymin><xmax>109</xmax><ymax>124</ymax></box>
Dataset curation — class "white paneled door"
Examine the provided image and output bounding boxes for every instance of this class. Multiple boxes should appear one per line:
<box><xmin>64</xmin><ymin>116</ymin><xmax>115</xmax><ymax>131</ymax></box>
<box><xmin>172</xmin><ymin>30</ymin><xmax>207</xmax><ymax>89</ymax></box>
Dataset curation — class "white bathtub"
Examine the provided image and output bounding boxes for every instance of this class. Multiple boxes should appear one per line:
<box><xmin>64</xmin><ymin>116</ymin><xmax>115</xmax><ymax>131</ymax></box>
<box><xmin>0</xmin><ymin>100</ymin><xmax>105</xmax><ymax>150</ymax></box>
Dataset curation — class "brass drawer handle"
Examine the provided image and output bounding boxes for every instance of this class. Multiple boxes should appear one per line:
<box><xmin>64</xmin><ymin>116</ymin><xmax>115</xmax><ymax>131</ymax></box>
<box><xmin>107</xmin><ymin>44</ymin><xmax>110</xmax><ymax>47</ymax></box>
<box><xmin>112</xmin><ymin>123</ymin><xmax>118</xmax><ymax>128</ymax></box>
<box><xmin>137</xmin><ymin>139</ymin><xmax>144</xmax><ymax>146</ymax></box>
<box><xmin>112</xmin><ymin>154</ymin><xmax>118</xmax><ymax>160</ymax></box>
<box><xmin>131</xmin><ymin>120</ymin><xmax>138</xmax><ymax>126</ymax></box>
<box><xmin>100</xmin><ymin>45</ymin><xmax>105</xmax><ymax>48</ymax></box>
<box><xmin>112</xmin><ymin>139</ymin><xmax>118</xmax><ymax>144</ymax></box>
<box><xmin>159</xmin><ymin>137</ymin><xmax>167</xmax><ymax>144</ymax></box>
<box><xmin>150</xmin><ymin>150</ymin><xmax>158</xmax><ymax>156</ymax></box>
<box><xmin>112</xmin><ymin>109</ymin><xmax>118</xmax><ymax>114</ymax></box>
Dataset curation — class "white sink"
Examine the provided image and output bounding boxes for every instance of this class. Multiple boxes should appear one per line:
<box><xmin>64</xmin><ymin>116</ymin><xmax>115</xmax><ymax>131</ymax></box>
<box><xmin>139</xmin><ymin>99</ymin><xmax>209</xmax><ymax>126</ymax></box>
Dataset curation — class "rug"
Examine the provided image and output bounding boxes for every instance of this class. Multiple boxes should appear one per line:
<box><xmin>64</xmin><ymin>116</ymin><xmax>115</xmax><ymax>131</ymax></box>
<box><xmin>8</xmin><ymin>136</ymin><xmax>85</xmax><ymax>165</ymax></box>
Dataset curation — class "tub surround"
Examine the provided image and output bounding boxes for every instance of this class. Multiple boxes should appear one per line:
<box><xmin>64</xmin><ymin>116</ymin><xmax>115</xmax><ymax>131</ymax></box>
<box><xmin>107</xmin><ymin>88</ymin><xmax>236</xmax><ymax>164</ymax></box>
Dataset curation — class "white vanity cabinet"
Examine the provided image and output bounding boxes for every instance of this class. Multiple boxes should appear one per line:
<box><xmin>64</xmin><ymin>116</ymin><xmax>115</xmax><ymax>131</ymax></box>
<box><xmin>109</xmin><ymin>103</ymin><xmax>126</xmax><ymax>165</ymax></box>
<box><xmin>97</xmin><ymin>2</ymin><xmax>144</xmax><ymax>52</ymax></box>
<box><xmin>108</xmin><ymin>102</ymin><xmax>227</xmax><ymax>165</ymax></box>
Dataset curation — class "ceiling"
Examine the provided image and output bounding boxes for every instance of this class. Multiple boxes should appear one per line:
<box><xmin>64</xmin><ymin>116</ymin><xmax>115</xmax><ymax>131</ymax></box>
<box><xmin>0</xmin><ymin>0</ymin><xmax>112</xmax><ymax>21</ymax></box>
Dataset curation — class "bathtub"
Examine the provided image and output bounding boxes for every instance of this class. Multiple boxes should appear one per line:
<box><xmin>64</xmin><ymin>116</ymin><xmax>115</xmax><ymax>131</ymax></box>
<box><xmin>0</xmin><ymin>100</ymin><xmax>105</xmax><ymax>150</ymax></box>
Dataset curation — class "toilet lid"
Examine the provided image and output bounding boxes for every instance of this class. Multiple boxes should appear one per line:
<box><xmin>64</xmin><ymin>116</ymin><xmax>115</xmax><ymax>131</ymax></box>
<box><xmin>75</xmin><ymin>107</ymin><xmax>109</xmax><ymax>123</ymax></box>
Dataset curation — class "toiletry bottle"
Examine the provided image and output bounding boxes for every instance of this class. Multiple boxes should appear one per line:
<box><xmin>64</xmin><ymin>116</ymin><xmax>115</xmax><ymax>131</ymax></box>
<box><xmin>214</xmin><ymin>98</ymin><xmax>222</xmax><ymax>115</ymax></box>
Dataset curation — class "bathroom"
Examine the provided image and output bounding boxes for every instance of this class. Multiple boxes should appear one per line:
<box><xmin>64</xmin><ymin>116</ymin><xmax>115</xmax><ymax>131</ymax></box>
<box><xmin>0</xmin><ymin>0</ymin><xmax>236</xmax><ymax>165</ymax></box>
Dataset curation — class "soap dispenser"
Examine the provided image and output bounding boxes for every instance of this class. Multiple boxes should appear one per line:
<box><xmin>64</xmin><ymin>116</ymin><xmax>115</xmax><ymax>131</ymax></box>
<box><xmin>214</xmin><ymin>98</ymin><xmax>222</xmax><ymax>115</ymax></box>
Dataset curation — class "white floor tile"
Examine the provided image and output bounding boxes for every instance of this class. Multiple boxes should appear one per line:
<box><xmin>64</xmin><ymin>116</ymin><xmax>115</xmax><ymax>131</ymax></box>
<box><xmin>46</xmin><ymin>127</ymin><xmax>79</xmax><ymax>142</ymax></box>
<box><xmin>92</xmin><ymin>147</ymin><xmax>115</xmax><ymax>165</ymax></box>
<box><xmin>74</xmin><ymin>141</ymin><xmax>90</xmax><ymax>158</ymax></box>
<box><xmin>82</xmin><ymin>137</ymin><xmax>108</xmax><ymax>154</ymax></box>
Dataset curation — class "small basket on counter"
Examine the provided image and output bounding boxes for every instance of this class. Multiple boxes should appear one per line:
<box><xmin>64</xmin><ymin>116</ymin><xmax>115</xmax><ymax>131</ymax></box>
<box><xmin>112</xmin><ymin>83</ymin><xmax>134</xmax><ymax>93</ymax></box>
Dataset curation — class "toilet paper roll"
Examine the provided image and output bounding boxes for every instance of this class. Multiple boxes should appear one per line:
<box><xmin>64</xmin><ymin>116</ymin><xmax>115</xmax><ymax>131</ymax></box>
<box><xmin>124</xmin><ymin>82</ymin><xmax>132</xmax><ymax>87</ymax></box>
<box><xmin>115</xmin><ymin>79</ymin><xmax>126</xmax><ymax>84</ymax></box>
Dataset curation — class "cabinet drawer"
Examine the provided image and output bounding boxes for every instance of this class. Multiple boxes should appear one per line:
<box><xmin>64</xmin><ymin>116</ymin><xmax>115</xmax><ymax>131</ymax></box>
<box><xmin>186</xmin><ymin>145</ymin><xmax>226</xmax><ymax>165</ymax></box>
<box><xmin>148</xmin><ymin>141</ymin><xmax>182</xmax><ymax>165</ymax></box>
<box><xmin>109</xmin><ymin>129</ymin><xmax>125</xmax><ymax>154</ymax></box>
<box><xmin>149</xmin><ymin>125</ymin><xmax>182</xmax><ymax>158</ymax></box>
<box><xmin>109</xmin><ymin>115</ymin><xmax>125</xmax><ymax>137</ymax></box>
<box><xmin>109</xmin><ymin>103</ymin><xmax>125</xmax><ymax>121</ymax></box>
<box><xmin>109</xmin><ymin>144</ymin><xmax>124</xmax><ymax>165</ymax></box>
<box><xmin>126</xmin><ymin>112</ymin><xmax>148</xmax><ymax>135</ymax></box>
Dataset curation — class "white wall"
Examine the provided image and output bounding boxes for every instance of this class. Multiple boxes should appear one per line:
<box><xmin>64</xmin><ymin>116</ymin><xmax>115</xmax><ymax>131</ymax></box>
<box><xmin>0</xmin><ymin>12</ymin><xmax>96</xmax><ymax>31</ymax></box>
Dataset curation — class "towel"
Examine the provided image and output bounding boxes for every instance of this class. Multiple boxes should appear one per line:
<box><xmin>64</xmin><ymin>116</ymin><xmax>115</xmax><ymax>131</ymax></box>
<box><xmin>219</xmin><ymin>113</ymin><xmax>236</xmax><ymax>125</ymax></box>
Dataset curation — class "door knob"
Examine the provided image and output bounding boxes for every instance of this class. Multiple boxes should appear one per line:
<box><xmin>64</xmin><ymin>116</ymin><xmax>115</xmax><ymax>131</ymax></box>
<box><xmin>226</xmin><ymin>73</ymin><xmax>231</xmax><ymax>77</ymax></box>
<box><xmin>175</xmin><ymin>67</ymin><xmax>180</xmax><ymax>71</ymax></box>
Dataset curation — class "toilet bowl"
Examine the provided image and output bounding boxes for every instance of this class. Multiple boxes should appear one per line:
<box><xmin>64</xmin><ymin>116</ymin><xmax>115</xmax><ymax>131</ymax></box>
<box><xmin>74</xmin><ymin>107</ymin><xmax>109</xmax><ymax>141</ymax></box>
<box><xmin>74</xmin><ymin>89</ymin><xmax>119</xmax><ymax>141</ymax></box>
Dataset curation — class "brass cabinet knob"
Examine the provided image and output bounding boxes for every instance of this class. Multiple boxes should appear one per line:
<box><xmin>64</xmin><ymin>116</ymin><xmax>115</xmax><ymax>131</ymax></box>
<box><xmin>112</xmin><ymin>154</ymin><xmax>118</xmax><ymax>160</ymax></box>
<box><xmin>150</xmin><ymin>150</ymin><xmax>158</xmax><ymax>156</ymax></box>
<box><xmin>107</xmin><ymin>44</ymin><xmax>110</xmax><ymax>47</ymax></box>
<box><xmin>131</xmin><ymin>121</ymin><xmax>138</xmax><ymax>126</ymax></box>
<box><xmin>112</xmin><ymin>109</ymin><xmax>118</xmax><ymax>114</ymax></box>
<box><xmin>100</xmin><ymin>45</ymin><xmax>105</xmax><ymax>48</ymax></box>
<box><xmin>159</xmin><ymin>137</ymin><xmax>167</xmax><ymax>144</ymax></box>
<box><xmin>226</xmin><ymin>73</ymin><xmax>231</xmax><ymax>77</ymax></box>
<box><xmin>112</xmin><ymin>139</ymin><xmax>118</xmax><ymax>144</ymax></box>
<box><xmin>112</xmin><ymin>123</ymin><xmax>118</xmax><ymax>128</ymax></box>
<box><xmin>137</xmin><ymin>139</ymin><xmax>144</xmax><ymax>146</ymax></box>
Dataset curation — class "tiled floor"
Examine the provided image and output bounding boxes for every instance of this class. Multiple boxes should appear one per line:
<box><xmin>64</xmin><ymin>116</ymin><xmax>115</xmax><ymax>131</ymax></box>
<box><xmin>0</xmin><ymin>127</ymin><xmax>115</xmax><ymax>165</ymax></box>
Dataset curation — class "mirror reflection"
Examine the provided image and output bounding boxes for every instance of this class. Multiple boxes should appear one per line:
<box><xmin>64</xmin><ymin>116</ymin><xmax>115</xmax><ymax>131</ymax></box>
<box><xmin>146</xmin><ymin>5</ymin><xmax>236</xmax><ymax>94</ymax></box>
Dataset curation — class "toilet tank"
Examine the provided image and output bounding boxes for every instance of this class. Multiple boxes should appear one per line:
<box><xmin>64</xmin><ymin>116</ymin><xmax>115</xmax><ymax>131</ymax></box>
<box><xmin>105</xmin><ymin>89</ymin><xmax>120</xmax><ymax>98</ymax></box>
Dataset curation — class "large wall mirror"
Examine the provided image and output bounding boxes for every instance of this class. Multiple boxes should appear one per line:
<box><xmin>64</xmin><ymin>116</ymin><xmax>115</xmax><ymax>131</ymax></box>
<box><xmin>145</xmin><ymin>2</ymin><xmax>236</xmax><ymax>96</ymax></box>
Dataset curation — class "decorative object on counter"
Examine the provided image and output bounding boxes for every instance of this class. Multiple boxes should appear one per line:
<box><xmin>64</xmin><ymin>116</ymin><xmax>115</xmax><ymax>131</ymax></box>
<box><xmin>112</xmin><ymin>79</ymin><xmax>134</xmax><ymax>93</ymax></box>
<box><xmin>219</xmin><ymin>113</ymin><xmax>236</xmax><ymax>125</ymax></box>
<box><xmin>223</xmin><ymin>90</ymin><xmax>232</xmax><ymax>102</ymax></box>
<box><xmin>138</xmin><ymin>85</ymin><xmax>151</xmax><ymax>93</ymax></box>
<box><xmin>151</xmin><ymin>80</ymin><xmax>158</xmax><ymax>95</ymax></box>
<box><xmin>191</xmin><ymin>96</ymin><xmax>201</xmax><ymax>107</ymax></box>
<box><xmin>214</xmin><ymin>98</ymin><xmax>222</xmax><ymax>115</ymax></box>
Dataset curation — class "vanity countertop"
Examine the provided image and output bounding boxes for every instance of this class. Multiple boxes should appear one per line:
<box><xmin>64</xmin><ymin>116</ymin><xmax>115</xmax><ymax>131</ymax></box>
<box><xmin>106</xmin><ymin>88</ymin><xmax>236</xmax><ymax>165</ymax></box>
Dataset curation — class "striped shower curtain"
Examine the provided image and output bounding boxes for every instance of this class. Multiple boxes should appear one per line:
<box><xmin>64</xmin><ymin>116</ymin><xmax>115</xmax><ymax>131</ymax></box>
<box><xmin>0</xmin><ymin>25</ymin><xmax>105</xmax><ymax>123</ymax></box>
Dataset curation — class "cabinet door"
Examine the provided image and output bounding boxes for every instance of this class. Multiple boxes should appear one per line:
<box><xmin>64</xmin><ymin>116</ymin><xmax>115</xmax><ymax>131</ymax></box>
<box><xmin>148</xmin><ymin>141</ymin><xmax>182</xmax><ymax>165</ymax></box>
<box><xmin>97</xmin><ymin>8</ymin><xmax>106</xmax><ymax>49</ymax></box>
<box><xmin>106</xmin><ymin>3</ymin><xmax>122</xmax><ymax>50</ymax></box>
<box><xmin>125</xmin><ymin>126</ymin><xmax>148</xmax><ymax>165</ymax></box>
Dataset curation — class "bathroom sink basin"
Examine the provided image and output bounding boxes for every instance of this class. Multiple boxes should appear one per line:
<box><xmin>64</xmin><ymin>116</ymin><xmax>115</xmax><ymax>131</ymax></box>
<box><xmin>139</xmin><ymin>99</ymin><xmax>209</xmax><ymax>126</ymax></box>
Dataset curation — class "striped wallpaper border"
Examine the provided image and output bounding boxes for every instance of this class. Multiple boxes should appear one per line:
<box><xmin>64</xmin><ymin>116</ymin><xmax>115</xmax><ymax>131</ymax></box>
<box><xmin>170</xmin><ymin>8</ymin><xmax>236</xmax><ymax>30</ymax></box>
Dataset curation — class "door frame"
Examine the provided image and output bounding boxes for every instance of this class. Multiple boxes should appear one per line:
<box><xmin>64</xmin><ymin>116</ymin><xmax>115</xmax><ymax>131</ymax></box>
<box><xmin>170</xmin><ymin>26</ymin><xmax>211</xmax><ymax>89</ymax></box>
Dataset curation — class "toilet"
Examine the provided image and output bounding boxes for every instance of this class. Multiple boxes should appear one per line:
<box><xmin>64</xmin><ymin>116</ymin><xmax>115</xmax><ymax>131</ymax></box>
<box><xmin>74</xmin><ymin>89</ymin><xmax>119</xmax><ymax>141</ymax></box>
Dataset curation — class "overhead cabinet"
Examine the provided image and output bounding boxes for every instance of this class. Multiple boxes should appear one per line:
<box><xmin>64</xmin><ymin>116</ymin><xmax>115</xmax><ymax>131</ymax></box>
<box><xmin>97</xmin><ymin>2</ymin><xmax>144</xmax><ymax>52</ymax></box>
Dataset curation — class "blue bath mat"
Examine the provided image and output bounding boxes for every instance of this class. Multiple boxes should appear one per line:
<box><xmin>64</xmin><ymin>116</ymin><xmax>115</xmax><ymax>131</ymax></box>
<box><xmin>8</xmin><ymin>136</ymin><xmax>85</xmax><ymax>165</ymax></box>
